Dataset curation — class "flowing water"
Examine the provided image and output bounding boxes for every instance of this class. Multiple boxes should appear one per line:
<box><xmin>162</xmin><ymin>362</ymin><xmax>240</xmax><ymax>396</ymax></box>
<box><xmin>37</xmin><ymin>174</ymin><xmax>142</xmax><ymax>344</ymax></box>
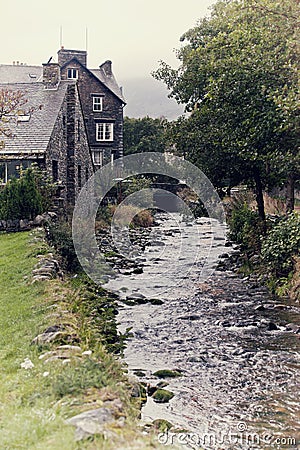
<box><xmin>102</xmin><ymin>214</ymin><xmax>300</xmax><ymax>449</ymax></box>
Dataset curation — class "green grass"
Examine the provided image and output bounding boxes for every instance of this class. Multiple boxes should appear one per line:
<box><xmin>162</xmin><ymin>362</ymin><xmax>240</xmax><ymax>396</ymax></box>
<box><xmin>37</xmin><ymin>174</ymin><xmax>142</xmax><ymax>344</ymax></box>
<box><xmin>0</xmin><ymin>231</ymin><xmax>76</xmax><ymax>448</ymax></box>
<box><xmin>0</xmin><ymin>231</ymin><xmax>166</xmax><ymax>449</ymax></box>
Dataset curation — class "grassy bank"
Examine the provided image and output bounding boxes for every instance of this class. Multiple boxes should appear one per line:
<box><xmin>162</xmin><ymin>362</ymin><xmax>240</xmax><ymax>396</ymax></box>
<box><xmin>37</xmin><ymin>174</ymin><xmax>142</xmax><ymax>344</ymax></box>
<box><xmin>0</xmin><ymin>230</ymin><xmax>163</xmax><ymax>449</ymax></box>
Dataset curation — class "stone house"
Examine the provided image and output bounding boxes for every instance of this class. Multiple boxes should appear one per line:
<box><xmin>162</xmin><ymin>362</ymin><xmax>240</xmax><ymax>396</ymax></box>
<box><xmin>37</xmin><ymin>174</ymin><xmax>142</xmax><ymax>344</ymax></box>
<box><xmin>0</xmin><ymin>48</ymin><xmax>125</xmax><ymax>206</ymax></box>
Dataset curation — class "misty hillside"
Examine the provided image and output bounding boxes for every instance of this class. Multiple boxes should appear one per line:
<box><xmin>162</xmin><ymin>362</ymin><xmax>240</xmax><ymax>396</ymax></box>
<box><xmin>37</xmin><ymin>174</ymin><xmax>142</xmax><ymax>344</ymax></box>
<box><xmin>120</xmin><ymin>77</ymin><xmax>185</xmax><ymax>120</ymax></box>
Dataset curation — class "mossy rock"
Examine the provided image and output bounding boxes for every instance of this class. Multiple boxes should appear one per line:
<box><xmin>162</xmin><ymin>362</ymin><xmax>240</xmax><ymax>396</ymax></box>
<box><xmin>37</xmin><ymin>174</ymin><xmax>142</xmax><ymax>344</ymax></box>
<box><xmin>130</xmin><ymin>382</ymin><xmax>147</xmax><ymax>404</ymax></box>
<box><xmin>151</xmin><ymin>419</ymin><xmax>173</xmax><ymax>432</ymax></box>
<box><xmin>156</xmin><ymin>381</ymin><xmax>168</xmax><ymax>388</ymax></box>
<box><xmin>149</xmin><ymin>298</ymin><xmax>164</xmax><ymax>305</ymax></box>
<box><xmin>134</xmin><ymin>298</ymin><xmax>149</xmax><ymax>305</ymax></box>
<box><xmin>104</xmin><ymin>251</ymin><xmax>119</xmax><ymax>258</ymax></box>
<box><xmin>121</xmin><ymin>299</ymin><xmax>136</xmax><ymax>306</ymax></box>
<box><xmin>133</xmin><ymin>370</ymin><xmax>146</xmax><ymax>377</ymax></box>
<box><xmin>153</xmin><ymin>369</ymin><xmax>182</xmax><ymax>379</ymax></box>
<box><xmin>152</xmin><ymin>389</ymin><xmax>174</xmax><ymax>403</ymax></box>
<box><xmin>147</xmin><ymin>385</ymin><xmax>158</xmax><ymax>396</ymax></box>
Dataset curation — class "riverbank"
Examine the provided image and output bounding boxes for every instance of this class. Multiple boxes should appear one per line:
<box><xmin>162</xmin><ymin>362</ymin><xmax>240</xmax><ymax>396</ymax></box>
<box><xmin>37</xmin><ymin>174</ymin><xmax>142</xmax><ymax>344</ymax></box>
<box><xmin>226</xmin><ymin>194</ymin><xmax>300</xmax><ymax>301</ymax></box>
<box><xmin>0</xmin><ymin>229</ymin><xmax>166</xmax><ymax>449</ymax></box>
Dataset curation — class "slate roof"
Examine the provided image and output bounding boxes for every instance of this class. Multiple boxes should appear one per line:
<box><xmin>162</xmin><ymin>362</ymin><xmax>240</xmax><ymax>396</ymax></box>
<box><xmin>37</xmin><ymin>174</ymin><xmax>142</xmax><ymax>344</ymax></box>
<box><xmin>0</xmin><ymin>82</ymin><xmax>70</xmax><ymax>155</ymax></box>
<box><xmin>90</xmin><ymin>69</ymin><xmax>126</xmax><ymax>103</ymax></box>
<box><xmin>0</xmin><ymin>65</ymin><xmax>43</xmax><ymax>84</ymax></box>
<box><xmin>0</xmin><ymin>63</ymin><xmax>125</xmax><ymax>103</ymax></box>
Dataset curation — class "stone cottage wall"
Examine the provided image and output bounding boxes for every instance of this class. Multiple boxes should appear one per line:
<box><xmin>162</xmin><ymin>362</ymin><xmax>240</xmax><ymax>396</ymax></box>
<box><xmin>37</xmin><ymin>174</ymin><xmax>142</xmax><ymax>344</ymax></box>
<box><xmin>45</xmin><ymin>83</ymin><xmax>93</xmax><ymax>207</ymax></box>
<box><xmin>60</xmin><ymin>60</ymin><xmax>124</xmax><ymax>163</ymax></box>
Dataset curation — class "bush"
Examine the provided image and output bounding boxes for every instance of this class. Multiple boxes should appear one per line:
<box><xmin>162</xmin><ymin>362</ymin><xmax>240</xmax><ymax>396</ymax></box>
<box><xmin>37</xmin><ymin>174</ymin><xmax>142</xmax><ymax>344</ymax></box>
<box><xmin>0</xmin><ymin>169</ymin><xmax>43</xmax><ymax>220</ymax></box>
<box><xmin>261</xmin><ymin>212</ymin><xmax>300</xmax><ymax>277</ymax></box>
<box><xmin>0</xmin><ymin>166</ymin><xmax>56</xmax><ymax>220</ymax></box>
<box><xmin>227</xmin><ymin>201</ymin><xmax>264</xmax><ymax>254</ymax></box>
<box><xmin>29</xmin><ymin>164</ymin><xmax>57</xmax><ymax>212</ymax></box>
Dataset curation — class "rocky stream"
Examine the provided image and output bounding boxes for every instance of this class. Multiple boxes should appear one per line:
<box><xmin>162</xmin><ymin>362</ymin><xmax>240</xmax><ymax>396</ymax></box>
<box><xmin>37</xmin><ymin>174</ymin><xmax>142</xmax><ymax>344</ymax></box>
<box><xmin>97</xmin><ymin>213</ymin><xmax>300</xmax><ymax>449</ymax></box>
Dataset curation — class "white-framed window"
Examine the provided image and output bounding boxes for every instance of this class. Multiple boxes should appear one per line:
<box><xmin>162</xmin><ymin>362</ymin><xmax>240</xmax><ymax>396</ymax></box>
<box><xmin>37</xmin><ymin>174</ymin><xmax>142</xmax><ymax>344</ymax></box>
<box><xmin>67</xmin><ymin>68</ymin><xmax>78</xmax><ymax>79</ymax></box>
<box><xmin>0</xmin><ymin>160</ymin><xmax>33</xmax><ymax>184</ymax></box>
<box><xmin>92</xmin><ymin>150</ymin><xmax>103</xmax><ymax>166</ymax></box>
<box><xmin>93</xmin><ymin>96</ymin><xmax>103</xmax><ymax>112</ymax></box>
<box><xmin>96</xmin><ymin>123</ymin><xmax>114</xmax><ymax>142</ymax></box>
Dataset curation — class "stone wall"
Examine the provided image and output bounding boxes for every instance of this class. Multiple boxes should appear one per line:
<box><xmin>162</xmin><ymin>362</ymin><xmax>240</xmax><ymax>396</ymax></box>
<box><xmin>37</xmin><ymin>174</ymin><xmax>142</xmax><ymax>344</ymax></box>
<box><xmin>45</xmin><ymin>95</ymin><xmax>68</xmax><ymax>204</ymax></box>
<box><xmin>45</xmin><ymin>83</ymin><xmax>93</xmax><ymax>207</ymax></box>
<box><xmin>73</xmin><ymin>84</ymin><xmax>94</xmax><ymax>199</ymax></box>
<box><xmin>0</xmin><ymin>212</ymin><xmax>57</xmax><ymax>233</ymax></box>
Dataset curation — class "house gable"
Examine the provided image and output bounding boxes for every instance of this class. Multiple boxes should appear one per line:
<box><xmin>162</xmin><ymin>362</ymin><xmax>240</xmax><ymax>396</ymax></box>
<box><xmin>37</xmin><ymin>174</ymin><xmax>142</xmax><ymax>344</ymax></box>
<box><xmin>58</xmin><ymin>53</ymin><xmax>125</xmax><ymax>165</ymax></box>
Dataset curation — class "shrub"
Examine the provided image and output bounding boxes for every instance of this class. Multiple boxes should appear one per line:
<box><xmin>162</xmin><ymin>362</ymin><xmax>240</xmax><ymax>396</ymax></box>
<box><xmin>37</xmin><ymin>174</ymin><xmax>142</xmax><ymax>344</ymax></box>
<box><xmin>123</xmin><ymin>175</ymin><xmax>152</xmax><ymax>202</ymax></box>
<box><xmin>0</xmin><ymin>166</ymin><xmax>56</xmax><ymax>220</ymax></box>
<box><xmin>0</xmin><ymin>169</ymin><xmax>43</xmax><ymax>220</ymax></box>
<box><xmin>227</xmin><ymin>201</ymin><xmax>264</xmax><ymax>254</ymax></box>
<box><xmin>28</xmin><ymin>163</ymin><xmax>57</xmax><ymax>212</ymax></box>
<box><xmin>261</xmin><ymin>212</ymin><xmax>300</xmax><ymax>277</ymax></box>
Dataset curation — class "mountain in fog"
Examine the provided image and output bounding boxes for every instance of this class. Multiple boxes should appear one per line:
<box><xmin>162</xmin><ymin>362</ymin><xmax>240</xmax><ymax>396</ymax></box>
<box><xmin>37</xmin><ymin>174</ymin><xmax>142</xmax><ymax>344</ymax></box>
<box><xmin>120</xmin><ymin>77</ymin><xmax>185</xmax><ymax>120</ymax></box>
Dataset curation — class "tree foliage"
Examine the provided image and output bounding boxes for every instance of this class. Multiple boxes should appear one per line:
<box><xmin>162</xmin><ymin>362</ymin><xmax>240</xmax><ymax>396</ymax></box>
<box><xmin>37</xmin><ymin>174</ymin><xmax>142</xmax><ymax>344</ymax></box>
<box><xmin>123</xmin><ymin>116</ymin><xmax>169</xmax><ymax>155</ymax></box>
<box><xmin>153</xmin><ymin>0</ymin><xmax>299</xmax><ymax>218</ymax></box>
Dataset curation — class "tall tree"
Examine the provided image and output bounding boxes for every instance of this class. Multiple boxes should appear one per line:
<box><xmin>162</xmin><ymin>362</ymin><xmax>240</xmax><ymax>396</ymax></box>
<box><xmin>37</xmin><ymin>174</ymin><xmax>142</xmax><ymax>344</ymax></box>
<box><xmin>154</xmin><ymin>0</ymin><xmax>299</xmax><ymax>219</ymax></box>
<box><xmin>123</xmin><ymin>116</ymin><xmax>169</xmax><ymax>155</ymax></box>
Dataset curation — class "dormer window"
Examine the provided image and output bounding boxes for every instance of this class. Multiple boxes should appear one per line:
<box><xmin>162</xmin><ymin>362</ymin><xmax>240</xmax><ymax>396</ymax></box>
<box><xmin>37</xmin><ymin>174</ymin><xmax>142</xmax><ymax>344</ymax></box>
<box><xmin>93</xmin><ymin>96</ymin><xmax>103</xmax><ymax>112</ymax></box>
<box><xmin>17</xmin><ymin>113</ymin><xmax>31</xmax><ymax>122</ymax></box>
<box><xmin>67</xmin><ymin>68</ymin><xmax>78</xmax><ymax>79</ymax></box>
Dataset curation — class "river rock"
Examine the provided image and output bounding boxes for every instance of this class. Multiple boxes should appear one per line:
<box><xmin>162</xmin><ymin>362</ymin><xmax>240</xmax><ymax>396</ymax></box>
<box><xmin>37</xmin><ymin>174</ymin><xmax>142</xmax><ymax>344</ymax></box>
<box><xmin>31</xmin><ymin>330</ymin><xmax>65</xmax><ymax>345</ymax></box>
<box><xmin>286</xmin><ymin>323</ymin><xmax>300</xmax><ymax>333</ymax></box>
<box><xmin>19</xmin><ymin>219</ymin><xmax>30</xmax><ymax>230</ymax></box>
<box><xmin>66</xmin><ymin>407</ymin><xmax>114</xmax><ymax>441</ymax></box>
<box><xmin>267</xmin><ymin>322</ymin><xmax>279</xmax><ymax>331</ymax></box>
<box><xmin>152</xmin><ymin>388</ymin><xmax>174</xmax><ymax>403</ymax></box>
<box><xmin>179</xmin><ymin>315</ymin><xmax>201</xmax><ymax>321</ymax></box>
<box><xmin>255</xmin><ymin>305</ymin><xmax>265</xmax><ymax>311</ymax></box>
<box><xmin>31</xmin><ymin>325</ymin><xmax>66</xmax><ymax>345</ymax></box>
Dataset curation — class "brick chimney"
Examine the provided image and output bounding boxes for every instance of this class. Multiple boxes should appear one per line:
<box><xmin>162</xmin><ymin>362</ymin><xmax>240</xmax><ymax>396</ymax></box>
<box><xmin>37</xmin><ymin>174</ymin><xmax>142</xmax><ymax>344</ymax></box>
<box><xmin>43</xmin><ymin>63</ymin><xmax>60</xmax><ymax>89</ymax></box>
<box><xmin>57</xmin><ymin>48</ymin><xmax>87</xmax><ymax>67</ymax></box>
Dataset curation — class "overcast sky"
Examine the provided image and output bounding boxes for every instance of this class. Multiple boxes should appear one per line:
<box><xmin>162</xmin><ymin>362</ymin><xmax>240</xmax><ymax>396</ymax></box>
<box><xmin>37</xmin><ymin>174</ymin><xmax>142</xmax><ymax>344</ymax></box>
<box><xmin>1</xmin><ymin>0</ymin><xmax>216</xmax><ymax>81</ymax></box>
